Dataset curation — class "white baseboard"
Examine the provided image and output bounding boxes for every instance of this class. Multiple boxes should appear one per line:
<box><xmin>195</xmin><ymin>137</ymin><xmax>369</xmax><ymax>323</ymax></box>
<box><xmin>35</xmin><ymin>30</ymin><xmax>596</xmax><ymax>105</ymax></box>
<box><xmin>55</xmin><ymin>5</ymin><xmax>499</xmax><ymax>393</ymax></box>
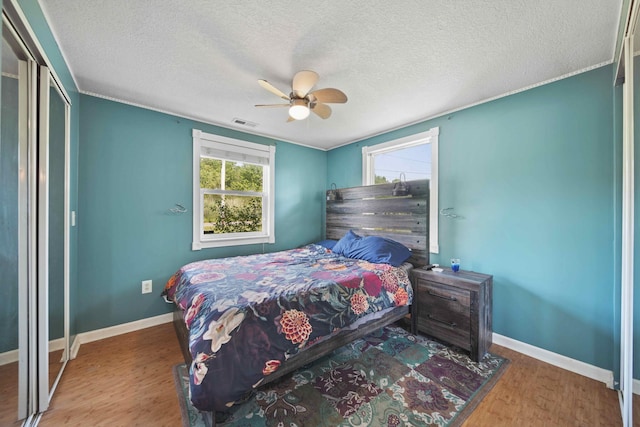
<box><xmin>0</xmin><ymin>348</ymin><xmax>19</xmax><ymax>366</ymax></box>
<box><xmin>72</xmin><ymin>312</ymin><xmax>173</xmax><ymax>356</ymax></box>
<box><xmin>69</xmin><ymin>335</ymin><xmax>81</xmax><ymax>360</ymax></box>
<box><xmin>1</xmin><ymin>313</ymin><xmax>174</xmax><ymax>365</ymax></box>
<box><xmin>0</xmin><ymin>337</ymin><xmax>66</xmax><ymax>366</ymax></box>
<box><xmin>493</xmin><ymin>333</ymin><xmax>616</xmax><ymax>389</ymax></box>
<box><xmin>634</xmin><ymin>379</ymin><xmax>640</xmax><ymax>395</ymax></box>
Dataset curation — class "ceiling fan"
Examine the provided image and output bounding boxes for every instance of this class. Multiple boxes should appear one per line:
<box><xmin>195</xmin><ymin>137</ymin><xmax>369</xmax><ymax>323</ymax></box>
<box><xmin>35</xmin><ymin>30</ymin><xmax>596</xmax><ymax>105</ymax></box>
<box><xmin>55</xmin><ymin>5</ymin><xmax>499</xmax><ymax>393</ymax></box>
<box><xmin>255</xmin><ymin>70</ymin><xmax>348</xmax><ymax>121</ymax></box>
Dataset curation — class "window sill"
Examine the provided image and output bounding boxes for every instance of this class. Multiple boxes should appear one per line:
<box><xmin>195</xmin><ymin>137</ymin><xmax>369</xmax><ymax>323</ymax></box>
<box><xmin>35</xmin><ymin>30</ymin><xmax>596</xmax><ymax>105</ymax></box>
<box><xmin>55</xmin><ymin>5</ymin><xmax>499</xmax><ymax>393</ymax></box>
<box><xmin>192</xmin><ymin>235</ymin><xmax>272</xmax><ymax>250</ymax></box>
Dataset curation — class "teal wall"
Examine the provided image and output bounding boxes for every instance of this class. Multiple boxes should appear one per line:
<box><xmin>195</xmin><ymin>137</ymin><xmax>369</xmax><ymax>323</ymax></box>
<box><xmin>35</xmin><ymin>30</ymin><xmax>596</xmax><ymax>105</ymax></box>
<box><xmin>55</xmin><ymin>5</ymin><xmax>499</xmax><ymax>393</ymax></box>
<box><xmin>329</xmin><ymin>65</ymin><xmax>617</xmax><ymax>371</ymax></box>
<box><xmin>76</xmin><ymin>95</ymin><xmax>327</xmax><ymax>332</ymax></box>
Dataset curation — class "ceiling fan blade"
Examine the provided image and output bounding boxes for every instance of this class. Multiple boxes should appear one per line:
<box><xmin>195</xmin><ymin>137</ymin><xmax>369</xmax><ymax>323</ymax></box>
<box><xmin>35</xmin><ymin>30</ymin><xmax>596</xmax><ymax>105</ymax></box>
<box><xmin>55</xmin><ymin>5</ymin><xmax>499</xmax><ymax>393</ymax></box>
<box><xmin>255</xmin><ymin>104</ymin><xmax>290</xmax><ymax>108</ymax></box>
<box><xmin>292</xmin><ymin>70</ymin><xmax>319</xmax><ymax>98</ymax></box>
<box><xmin>311</xmin><ymin>102</ymin><xmax>332</xmax><ymax>119</ymax></box>
<box><xmin>258</xmin><ymin>79</ymin><xmax>290</xmax><ymax>100</ymax></box>
<box><xmin>309</xmin><ymin>88</ymin><xmax>348</xmax><ymax>104</ymax></box>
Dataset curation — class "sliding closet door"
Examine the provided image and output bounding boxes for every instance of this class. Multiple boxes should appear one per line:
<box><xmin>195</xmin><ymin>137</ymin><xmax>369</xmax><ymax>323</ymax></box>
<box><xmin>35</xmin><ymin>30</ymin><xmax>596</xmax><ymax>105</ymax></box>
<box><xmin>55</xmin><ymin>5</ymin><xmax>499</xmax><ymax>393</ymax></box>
<box><xmin>38</xmin><ymin>65</ymin><xmax>70</xmax><ymax>410</ymax></box>
<box><xmin>0</xmin><ymin>21</ymin><xmax>36</xmax><ymax>425</ymax></box>
<box><xmin>0</xmin><ymin>32</ymin><xmax>24</xmax><ymax>426</ymax></box>
<box><xmin>47</xmin><ymin>69</ymin><xmax>69</xmax><ymax>394</ymax></box>
<box><xmin>36</xmin><ymin>64</ymin><xmax>51</xmax><ymax>413</ymax></box>
<box><xmin>620</xmin><ymin>4</ymin><xmax>638</xmax><ymax>425</ymax></box>
<box><xmin>621</xmin><ymin>34</ymin><xmax>634</xmax><ymax>424</ymax></box>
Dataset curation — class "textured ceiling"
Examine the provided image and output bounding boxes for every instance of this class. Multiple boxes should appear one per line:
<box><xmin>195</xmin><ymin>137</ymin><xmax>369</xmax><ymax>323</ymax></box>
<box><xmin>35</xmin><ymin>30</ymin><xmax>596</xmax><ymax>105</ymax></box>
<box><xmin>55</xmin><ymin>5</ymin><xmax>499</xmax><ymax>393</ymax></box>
<box><xmin>39</xmin><ymin>0</ymin><xmax>622</xmax><ymax>150</ymax></box>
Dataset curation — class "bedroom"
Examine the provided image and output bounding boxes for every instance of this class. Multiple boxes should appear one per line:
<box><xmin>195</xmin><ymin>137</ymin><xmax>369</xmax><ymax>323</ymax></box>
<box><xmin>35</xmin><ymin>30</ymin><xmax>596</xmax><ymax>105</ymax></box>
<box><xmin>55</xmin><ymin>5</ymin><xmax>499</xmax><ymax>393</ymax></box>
<box><xmin>0</xmin><ymin>0</ymin><xmax>637</xmax><ymax>425</ymax></box>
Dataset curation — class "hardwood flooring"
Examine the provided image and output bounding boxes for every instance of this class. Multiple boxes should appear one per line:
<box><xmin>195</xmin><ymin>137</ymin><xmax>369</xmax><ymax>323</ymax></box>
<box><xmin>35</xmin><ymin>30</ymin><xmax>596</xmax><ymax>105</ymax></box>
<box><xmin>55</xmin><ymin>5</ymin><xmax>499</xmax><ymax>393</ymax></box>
<box><xmin>463</xmin><ymin>346</ymin><xmax>624</xmax><ymax>426</ymax></box>
<box><xmin>32</xmin><ymin>322</ymin><xmax>626</xmax><ymax>426</ymax></box>
<box><xmin>0</xmin><ymin>349</ymin><xmax>65</xmax><ymax>427</ymax></box>
<box><xmin>0</xmin><ymin>360</ymin><xmax>22</xmax><ymax>427</ymax></box>
<box><xmin>39</xmin><ymin>323</ymin><xmax>184</xmax><ymax>427</ymax></box>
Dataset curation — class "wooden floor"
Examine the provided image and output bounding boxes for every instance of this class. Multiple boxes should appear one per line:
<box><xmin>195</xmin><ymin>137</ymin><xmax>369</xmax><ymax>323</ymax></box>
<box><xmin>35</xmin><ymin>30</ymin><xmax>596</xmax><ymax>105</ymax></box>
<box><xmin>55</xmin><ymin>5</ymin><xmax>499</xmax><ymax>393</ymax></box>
<box><xmin>0</xmin><ymin>360</ymin><xmax>22</xmax><ymax>427</ymax></box>
<box><xmin>39</xmin><ymin>323</ymin><xmax>184</xmax><ymax>427</ymax></box>
<box><xmin>27</xmin><ymin>322</ymin><xmax>626</xmax><ymax>426</ymax></box>
<box><xmin>463</xmin><ymin>346</ymin><xmax>624</xmax><ymax>426</ymax></box>
<box><xmin>0</xmin><ymin>349</ymin><xmax>65</xmax><ymax>427</ymax></box>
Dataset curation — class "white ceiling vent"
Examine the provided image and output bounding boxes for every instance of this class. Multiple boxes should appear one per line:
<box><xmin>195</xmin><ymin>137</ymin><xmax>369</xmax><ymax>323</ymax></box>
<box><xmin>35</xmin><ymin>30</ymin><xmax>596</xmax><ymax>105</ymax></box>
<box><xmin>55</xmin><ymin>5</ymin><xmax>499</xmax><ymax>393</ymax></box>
<box><xmin>232</xmin><ymin>118</ymin><xmax>258</xmax><ymax>128</ymax></box>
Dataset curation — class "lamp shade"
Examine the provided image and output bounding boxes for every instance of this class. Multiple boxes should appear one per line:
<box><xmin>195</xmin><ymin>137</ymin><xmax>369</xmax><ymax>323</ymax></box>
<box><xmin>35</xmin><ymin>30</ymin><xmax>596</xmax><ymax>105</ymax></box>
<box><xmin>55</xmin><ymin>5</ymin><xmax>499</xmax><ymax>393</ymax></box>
<box><xmin>289</xmin><ymin>99</ymin><xmax>310</xmax><ymax>120</ymax></box>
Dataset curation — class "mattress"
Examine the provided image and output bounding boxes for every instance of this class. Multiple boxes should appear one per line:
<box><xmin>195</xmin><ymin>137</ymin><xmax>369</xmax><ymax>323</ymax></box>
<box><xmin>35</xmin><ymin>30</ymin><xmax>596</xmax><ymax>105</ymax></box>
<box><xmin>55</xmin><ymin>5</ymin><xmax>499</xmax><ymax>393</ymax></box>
<box><xmin>162</xmin><ymin>243</ymin><xmax>414</xmax><ymax>411</ymax></box>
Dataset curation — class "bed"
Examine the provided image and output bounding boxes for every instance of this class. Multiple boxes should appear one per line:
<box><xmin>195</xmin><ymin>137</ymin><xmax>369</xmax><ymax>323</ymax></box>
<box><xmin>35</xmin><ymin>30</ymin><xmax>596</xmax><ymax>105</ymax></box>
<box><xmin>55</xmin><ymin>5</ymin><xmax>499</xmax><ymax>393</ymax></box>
<box><xmin>163</xmin><ymin>179</ymin><xmax>429</xmax><ymax>423</ymax></box>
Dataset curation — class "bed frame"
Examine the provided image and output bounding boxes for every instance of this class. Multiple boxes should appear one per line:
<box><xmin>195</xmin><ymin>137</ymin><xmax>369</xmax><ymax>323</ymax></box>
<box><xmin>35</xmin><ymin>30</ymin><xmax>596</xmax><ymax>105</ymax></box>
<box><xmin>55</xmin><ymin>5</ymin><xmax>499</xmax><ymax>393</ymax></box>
<box><xmin>173</xmin><ymin>179</ymin><xmax>428</xmax><ymax>424</ymax></box>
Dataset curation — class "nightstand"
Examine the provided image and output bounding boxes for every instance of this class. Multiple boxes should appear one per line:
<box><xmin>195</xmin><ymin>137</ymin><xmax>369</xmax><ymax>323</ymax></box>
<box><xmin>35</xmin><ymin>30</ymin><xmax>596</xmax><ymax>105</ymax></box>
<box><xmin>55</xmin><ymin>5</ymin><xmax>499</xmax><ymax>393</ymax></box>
<box><xmin>411</xmin><ymin>267</ymin><xmax>493</xmax><ymax>361</ymax></box>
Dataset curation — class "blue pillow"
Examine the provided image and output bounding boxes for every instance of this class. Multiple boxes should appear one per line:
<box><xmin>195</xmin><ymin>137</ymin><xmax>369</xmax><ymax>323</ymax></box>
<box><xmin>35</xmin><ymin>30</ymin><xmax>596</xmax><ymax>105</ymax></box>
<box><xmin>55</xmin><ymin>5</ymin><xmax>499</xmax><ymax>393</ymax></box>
<box><xmin>332</xmin><ymin>230</ymin><xmax>359</xmax><ymax>254</ymax></box>
<box><xmin>315</xmin><ymin>239</ymin><xmax>338</xmax><ymax>250</ymax></box>
<box><xmin>333</xmin><ymin>230</ymin><xmax>412</xmax><ymax>267</ymax></box>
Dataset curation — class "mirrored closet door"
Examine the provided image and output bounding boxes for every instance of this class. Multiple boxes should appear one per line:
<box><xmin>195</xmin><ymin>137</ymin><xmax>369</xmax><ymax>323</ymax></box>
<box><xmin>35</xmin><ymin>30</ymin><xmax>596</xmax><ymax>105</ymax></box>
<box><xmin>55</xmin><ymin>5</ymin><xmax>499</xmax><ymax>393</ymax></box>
<box><xmin>41</xmin><ymin>67</ymin><xmax>69</xmax><ymax>402</ymax></box>
<box><xmin>0</xmin><ymin>4</ymin><xmax>72</xmax><ymax>425</ymax></box>
<box><xmin>0</xmin><ymin>22</ymin><xmax>31</xmax><ymax>426</ymax></box>
<box><xmin>618</xmin><ymin>1</ymin><xmax>639</xmax><ymax>425</ymax></box>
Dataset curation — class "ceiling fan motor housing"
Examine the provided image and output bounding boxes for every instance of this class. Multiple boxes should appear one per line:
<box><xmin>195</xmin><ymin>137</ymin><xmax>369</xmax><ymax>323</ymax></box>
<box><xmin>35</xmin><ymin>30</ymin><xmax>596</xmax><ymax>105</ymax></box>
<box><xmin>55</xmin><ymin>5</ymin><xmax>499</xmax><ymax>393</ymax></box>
<box><xmin>291</xmin><ymin>98</ymin><xmax>308</xmax><ymax>107</ymax></box>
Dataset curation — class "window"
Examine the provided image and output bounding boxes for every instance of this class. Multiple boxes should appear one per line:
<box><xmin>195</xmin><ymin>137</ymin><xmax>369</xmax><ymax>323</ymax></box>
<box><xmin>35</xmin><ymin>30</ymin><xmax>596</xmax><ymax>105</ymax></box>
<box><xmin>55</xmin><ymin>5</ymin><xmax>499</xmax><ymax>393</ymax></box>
<box><xmin>192</xmin><ymin>129</ymin><xmax>275</xmax><ymax>249</ymax></box>
<box><xmin>362</xmin><ymin>127</ymin><xmax>439</xmax><ymax>253</ymax></box>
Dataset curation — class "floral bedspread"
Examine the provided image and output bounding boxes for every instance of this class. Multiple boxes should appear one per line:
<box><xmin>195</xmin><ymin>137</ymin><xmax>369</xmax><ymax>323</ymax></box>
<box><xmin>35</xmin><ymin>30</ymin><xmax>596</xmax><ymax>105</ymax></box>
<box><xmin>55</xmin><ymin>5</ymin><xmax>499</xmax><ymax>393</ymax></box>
<box><xmin>162</xmin><ymin>244</ymin><xmax>413</xmax><ymax>412</ymax></box>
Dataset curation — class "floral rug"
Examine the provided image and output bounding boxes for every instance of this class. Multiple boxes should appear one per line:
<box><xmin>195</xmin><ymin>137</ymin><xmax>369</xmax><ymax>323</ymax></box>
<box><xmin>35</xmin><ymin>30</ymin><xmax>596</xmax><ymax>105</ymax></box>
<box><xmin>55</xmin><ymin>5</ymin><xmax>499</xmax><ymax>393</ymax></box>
<box><xmin>173</xmin><ymin>325</ymin><xmax>509</xmax><ymax>426</ymax></box>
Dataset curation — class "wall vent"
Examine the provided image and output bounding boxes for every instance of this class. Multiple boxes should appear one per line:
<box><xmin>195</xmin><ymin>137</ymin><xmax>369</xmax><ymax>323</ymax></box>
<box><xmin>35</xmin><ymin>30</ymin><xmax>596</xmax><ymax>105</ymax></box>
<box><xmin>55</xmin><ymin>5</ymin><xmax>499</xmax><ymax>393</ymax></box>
<box><xmin>232</xmin><ymin>118</ymin><xmax>258</xmax><ymax>128</ymax></box>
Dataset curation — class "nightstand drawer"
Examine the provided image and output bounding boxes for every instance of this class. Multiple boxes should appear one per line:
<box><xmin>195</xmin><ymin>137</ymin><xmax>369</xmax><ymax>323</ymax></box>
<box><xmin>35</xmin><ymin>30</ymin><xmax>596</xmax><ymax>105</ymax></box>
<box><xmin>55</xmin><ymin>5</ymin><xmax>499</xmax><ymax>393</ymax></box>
<box><xmin>417</xmin><ymin>281</ymin><xmax>471</xmax><ymax>349</ymax></box>
<box><xmin>417</xmin><ymin>314</ymin><xmax>471</xmax><ymax>350</ymax></box>
<box><xmin>419</xmin><ymin>281</ymin><xmax>471</xmax><ymax>310</ymax></box>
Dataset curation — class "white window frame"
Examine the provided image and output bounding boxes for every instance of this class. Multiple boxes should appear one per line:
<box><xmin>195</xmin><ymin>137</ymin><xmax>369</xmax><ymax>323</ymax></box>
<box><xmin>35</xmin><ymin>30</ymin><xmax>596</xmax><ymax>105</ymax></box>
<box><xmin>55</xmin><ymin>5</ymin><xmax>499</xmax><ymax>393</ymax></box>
<box><xmin>362</xmin><ymin>127</ymin><xmax>439</xmax><ymax>253</ymax></box>
<box><xmin>192</xmin><ymin>129</ymin><xmax>275</xmax><ymax>250</ymax></box>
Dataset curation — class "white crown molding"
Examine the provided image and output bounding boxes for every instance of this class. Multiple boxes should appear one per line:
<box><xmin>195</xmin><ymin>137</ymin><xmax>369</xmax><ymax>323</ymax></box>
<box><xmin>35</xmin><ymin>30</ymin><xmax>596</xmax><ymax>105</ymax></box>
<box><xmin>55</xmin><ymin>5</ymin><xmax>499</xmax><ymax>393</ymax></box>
<box><xmin>81</xmin><ymin>60</ymin><xmax>611</xmax><ymax>153</ymax></box>
<box><xmin>329</xmin><ymin>61</ymin><xmax>613</xmax><ymax>151</ymax></box>
<box><xmin>79</xmin><ymin>91</ymin><xmax>324</xmax><ymax>152</ymax></box>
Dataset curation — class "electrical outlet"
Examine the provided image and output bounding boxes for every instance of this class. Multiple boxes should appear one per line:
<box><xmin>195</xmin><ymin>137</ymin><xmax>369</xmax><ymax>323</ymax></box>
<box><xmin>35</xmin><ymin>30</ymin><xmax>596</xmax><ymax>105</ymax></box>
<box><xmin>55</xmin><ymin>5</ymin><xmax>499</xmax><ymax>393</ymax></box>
<box><xmin>141</xmin><ymin>280</ymin><xmax>152</xmax><ymax>294</ymax></box>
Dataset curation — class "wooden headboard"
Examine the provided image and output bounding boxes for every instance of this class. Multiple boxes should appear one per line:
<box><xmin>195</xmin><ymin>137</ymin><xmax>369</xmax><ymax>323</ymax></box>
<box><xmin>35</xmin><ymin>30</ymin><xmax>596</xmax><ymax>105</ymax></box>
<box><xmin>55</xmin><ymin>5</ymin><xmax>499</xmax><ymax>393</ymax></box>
<box><xmin>326</xmin><ymin>179</ymin><xmax>429</xmax><ymax>267</ymax></box>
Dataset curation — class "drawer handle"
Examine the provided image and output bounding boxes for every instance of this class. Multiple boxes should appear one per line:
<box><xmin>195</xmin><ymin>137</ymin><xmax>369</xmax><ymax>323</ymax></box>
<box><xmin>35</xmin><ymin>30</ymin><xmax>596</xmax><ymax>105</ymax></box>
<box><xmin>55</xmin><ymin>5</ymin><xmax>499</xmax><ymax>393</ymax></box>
<box><xmin>427</xmin><ymin>314</ymin><xmax>457</xmax><ymax>328</ymax></box>
<box><xmin>427</xmin><ymin>290</ymin><xmax>457</xmax><ymax>301</ymax></box>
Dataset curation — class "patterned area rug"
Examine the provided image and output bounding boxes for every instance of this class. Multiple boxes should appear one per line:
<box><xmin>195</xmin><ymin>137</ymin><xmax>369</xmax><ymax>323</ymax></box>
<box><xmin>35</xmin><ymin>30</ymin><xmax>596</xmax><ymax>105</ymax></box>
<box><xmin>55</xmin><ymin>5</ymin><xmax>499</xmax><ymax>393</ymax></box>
<box><xmin>173</xmin><ymin>325</ymin><xmax>509</xmax><ymax>426</ymax></box>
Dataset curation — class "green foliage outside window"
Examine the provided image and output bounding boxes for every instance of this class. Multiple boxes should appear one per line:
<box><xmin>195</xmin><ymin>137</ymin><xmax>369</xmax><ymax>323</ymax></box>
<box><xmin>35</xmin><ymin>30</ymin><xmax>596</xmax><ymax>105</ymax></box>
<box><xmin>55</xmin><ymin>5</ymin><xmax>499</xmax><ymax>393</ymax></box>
<box><xmin>203</xmin><ymin>197</ymin><xmax>262</xmax><ymax>234</ymax></box>
<box><xmin>200</xmin><ymin>158</ymin><xmax>264</xmax><ymax>234</ymax></box>
<box><xmin>374</xmin><ymin>175</ymin><xmax>389</xmax><ymax>184</ymax></box>
<box><xmin>200</xmin><ymin>158</ymin><xmax>262</xmax><ymax>191</ymax></box>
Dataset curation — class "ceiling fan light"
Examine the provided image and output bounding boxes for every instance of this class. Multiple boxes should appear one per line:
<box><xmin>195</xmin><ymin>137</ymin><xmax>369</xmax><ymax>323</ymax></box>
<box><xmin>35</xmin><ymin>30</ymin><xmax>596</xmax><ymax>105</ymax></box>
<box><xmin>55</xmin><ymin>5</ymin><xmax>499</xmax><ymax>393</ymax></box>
<box><xmin>289</xmin><ymin>99</ymin><xmax>310</xmax><ymax>120</ymax></box>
